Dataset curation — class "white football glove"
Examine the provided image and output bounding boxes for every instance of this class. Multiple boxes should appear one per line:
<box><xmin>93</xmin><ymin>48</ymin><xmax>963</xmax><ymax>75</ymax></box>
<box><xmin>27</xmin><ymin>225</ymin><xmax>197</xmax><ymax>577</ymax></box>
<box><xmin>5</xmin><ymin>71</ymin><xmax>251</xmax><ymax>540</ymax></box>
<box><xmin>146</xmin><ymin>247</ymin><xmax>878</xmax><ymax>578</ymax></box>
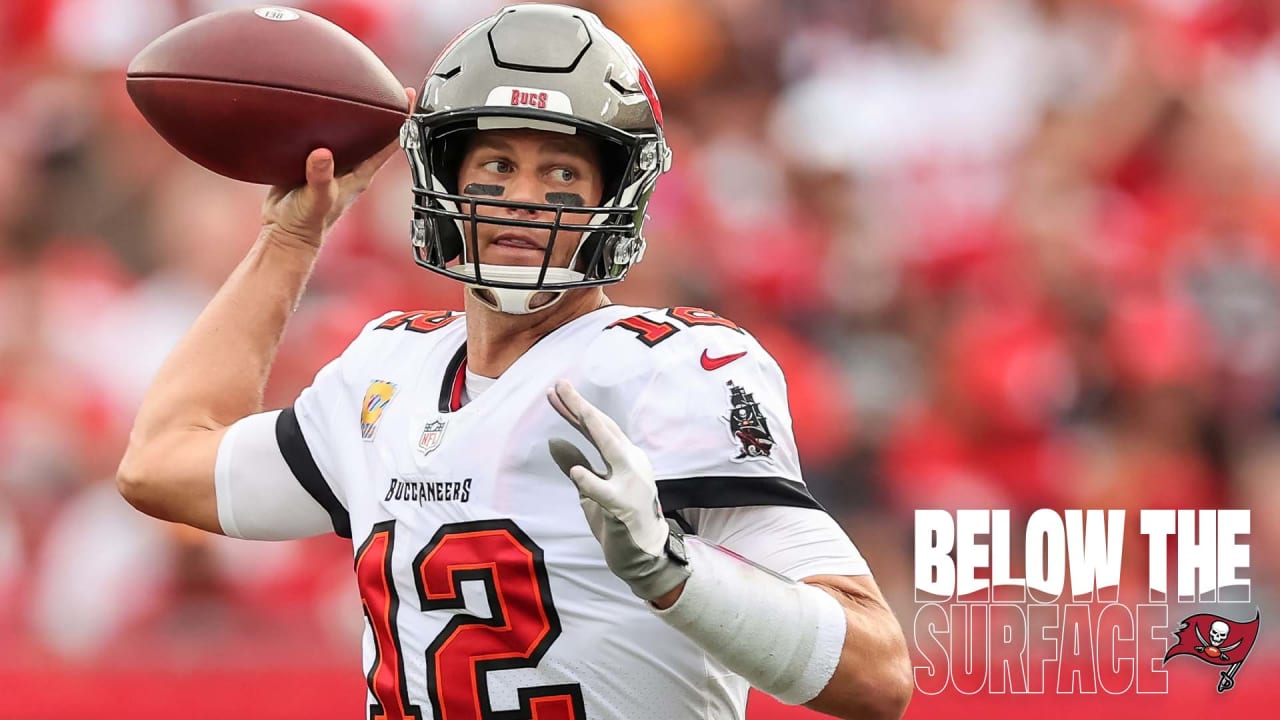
<box><xmin>546</xmin><ymin>380</ymin><xmax>690</xmax><ymax>602</ymax></box>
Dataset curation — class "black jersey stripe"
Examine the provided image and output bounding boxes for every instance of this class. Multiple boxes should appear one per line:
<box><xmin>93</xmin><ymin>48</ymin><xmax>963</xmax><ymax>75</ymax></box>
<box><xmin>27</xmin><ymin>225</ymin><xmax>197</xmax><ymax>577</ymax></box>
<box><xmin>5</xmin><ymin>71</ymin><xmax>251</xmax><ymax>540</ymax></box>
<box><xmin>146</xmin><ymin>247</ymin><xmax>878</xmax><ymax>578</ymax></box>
<box><xmin>276</xmin><ymin>407</ymin><xmax>352</xmax><ymax>539</ymax></box>
<box><xmin>656</xmin><ymin>476</ymin><xmax>824</xmax><ymax>514</ymax></box>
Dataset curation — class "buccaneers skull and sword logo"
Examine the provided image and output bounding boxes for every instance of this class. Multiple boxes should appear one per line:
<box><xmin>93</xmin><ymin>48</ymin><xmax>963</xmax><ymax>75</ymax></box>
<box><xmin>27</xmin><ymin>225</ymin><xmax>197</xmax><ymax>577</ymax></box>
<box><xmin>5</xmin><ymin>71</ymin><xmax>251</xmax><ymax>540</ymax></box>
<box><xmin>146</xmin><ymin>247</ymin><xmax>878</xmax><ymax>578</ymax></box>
<box><xmin>1163</xmin><ymin>612</ymin><xmax>1261</xmax><ymax>693</ymax></box>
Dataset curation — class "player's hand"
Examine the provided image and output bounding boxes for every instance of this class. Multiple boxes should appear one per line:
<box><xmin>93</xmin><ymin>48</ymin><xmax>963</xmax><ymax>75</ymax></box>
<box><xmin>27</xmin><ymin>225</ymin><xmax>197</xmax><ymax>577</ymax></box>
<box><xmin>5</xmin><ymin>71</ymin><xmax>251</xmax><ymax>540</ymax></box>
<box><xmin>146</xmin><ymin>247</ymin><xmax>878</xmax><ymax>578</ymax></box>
<box><xmin>261</xmin><ymin>86</ymin><xmax>416</xmax><ymax>249</ymax></box>
<box><xmin>546</xmin><ymin>380</ymin><xmax>690</xmax><ymax>602</ymax></box>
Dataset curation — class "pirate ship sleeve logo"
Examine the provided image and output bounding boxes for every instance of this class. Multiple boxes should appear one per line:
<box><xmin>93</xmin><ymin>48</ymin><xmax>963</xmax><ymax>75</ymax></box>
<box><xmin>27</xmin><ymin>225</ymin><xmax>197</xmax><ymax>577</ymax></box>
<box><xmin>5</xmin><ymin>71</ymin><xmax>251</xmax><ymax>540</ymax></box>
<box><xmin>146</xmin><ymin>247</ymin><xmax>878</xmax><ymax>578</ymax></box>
<box><xmin>1163</xmin><ymin>611</ymin><xmax>1261</xmax><ymax>693</ymax></box>
<box><xmin>722</xmin><ymin>380</ymin><xmax>776</xmax><ymax>462</ymax></box>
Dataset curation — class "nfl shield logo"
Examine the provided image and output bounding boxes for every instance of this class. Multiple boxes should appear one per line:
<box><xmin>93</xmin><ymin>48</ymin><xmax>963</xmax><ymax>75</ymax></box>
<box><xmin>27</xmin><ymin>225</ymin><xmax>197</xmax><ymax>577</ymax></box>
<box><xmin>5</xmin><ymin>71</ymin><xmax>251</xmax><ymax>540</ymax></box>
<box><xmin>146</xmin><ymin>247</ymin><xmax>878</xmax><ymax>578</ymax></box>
<box><xmin>418</xmin><ymin>419</ymin><xmax>447</xmax><ymax>455</ymax></box>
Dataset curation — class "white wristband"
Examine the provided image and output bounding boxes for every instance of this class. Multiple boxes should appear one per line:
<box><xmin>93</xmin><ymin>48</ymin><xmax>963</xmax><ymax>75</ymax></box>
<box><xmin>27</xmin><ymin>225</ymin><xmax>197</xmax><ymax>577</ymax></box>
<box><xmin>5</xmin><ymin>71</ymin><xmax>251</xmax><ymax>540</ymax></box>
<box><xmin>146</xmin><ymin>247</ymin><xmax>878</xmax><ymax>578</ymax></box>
<box><xmin>651</xmin><ymin>537</ymin><xmax>847</xmax><ymax>705</ymax></box>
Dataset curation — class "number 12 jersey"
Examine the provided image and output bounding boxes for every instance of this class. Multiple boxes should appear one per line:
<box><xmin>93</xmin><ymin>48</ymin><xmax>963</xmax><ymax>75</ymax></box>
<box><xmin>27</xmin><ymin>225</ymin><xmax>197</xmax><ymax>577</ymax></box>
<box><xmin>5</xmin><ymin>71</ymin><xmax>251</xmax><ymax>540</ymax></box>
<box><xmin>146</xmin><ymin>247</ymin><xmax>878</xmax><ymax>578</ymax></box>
<box><xmin>215</xmin><ymin>304</ymin><xmax>869</xmax><ymax>719</ymax></box>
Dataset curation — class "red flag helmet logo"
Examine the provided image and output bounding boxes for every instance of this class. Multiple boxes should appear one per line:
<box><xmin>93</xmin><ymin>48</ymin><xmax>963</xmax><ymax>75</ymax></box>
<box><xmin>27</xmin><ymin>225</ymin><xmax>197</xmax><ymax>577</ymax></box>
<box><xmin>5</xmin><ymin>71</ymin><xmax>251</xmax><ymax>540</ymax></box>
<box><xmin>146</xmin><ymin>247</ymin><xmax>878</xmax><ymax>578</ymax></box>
<box><xmin>1163</xmin><ymin>611</ymin><xmax>1261</xmax><ymax>692</ymax></box>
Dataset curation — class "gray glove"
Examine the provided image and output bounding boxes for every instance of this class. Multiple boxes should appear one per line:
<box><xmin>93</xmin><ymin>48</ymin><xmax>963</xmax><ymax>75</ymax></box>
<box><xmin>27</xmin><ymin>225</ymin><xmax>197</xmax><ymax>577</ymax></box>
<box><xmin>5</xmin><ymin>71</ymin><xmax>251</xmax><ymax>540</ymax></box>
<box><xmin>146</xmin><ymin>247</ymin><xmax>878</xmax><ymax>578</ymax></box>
<box><xmin>546</xmin><ymin>380</ymin><xmax>690</xmax><ymax>602</ymax></box>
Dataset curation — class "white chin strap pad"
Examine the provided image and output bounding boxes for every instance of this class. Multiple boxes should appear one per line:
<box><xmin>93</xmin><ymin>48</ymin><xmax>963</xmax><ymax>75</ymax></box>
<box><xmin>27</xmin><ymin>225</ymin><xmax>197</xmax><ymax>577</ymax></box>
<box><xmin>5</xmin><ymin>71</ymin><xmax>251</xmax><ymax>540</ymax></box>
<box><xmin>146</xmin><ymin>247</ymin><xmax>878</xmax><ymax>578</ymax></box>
<box><xmin>468</xmin><ymin>286</ymin><xmax>561</xmax><ymax>315</ymax></box>
<box><xmin>457</xmin><ymin>263</ymin><xmax>585</xmax><ymax>315</ymax></box>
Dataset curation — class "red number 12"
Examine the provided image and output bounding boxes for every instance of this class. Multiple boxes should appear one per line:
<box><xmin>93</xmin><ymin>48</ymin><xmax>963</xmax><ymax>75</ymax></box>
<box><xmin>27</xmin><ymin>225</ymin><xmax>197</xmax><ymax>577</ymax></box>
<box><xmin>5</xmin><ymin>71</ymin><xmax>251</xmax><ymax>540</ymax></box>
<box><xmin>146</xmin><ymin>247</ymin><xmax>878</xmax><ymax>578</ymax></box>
<box><xmin>356</xmin><ymin>519</ymin><xmax>585</xmax><ymax>720</ymax></box>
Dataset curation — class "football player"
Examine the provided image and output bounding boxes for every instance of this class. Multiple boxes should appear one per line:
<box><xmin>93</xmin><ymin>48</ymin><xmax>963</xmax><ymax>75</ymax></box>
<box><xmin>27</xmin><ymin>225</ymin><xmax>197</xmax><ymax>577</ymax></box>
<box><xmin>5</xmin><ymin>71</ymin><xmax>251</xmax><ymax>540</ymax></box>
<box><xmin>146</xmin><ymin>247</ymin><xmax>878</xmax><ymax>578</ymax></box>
<box><xmin>117</xmin><ymin>5</ymin><xmax>912</xmax><ymax>719</ymax></box>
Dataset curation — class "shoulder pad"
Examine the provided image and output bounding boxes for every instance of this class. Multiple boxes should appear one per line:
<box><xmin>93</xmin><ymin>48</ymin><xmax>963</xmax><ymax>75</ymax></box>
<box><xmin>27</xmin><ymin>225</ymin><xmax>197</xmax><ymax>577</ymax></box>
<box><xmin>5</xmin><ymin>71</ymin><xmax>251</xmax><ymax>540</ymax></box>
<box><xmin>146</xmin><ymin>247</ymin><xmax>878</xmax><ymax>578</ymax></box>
<box><xmin>587</xmin><ymin>305</ymin><xmax>775</xmax><ymax>392</ymax></box>
<box><xmin>602</xmin><ymin>306</ymin><xmax>749</xmax><ymax>349</ymax></box>
<box><xmin>367</xmin><ymin>309</ymin><xmax>465</xmax><ymax>335</ymax></box>
<box><xmin>341</xmin><ymin>309</ymin><xmax>465</xmax><ymax>367</ymax></box>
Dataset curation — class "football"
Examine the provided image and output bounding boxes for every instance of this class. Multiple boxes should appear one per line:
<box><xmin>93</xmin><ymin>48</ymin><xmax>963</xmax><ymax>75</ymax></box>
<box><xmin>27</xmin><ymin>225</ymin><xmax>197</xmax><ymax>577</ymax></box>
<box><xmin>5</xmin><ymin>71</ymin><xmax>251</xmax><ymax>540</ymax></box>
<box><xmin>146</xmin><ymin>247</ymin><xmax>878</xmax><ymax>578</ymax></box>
<box><xmin>126</xmin><ymin>6</ymin><xmax>408</xmax><ymax>186</ymax></box>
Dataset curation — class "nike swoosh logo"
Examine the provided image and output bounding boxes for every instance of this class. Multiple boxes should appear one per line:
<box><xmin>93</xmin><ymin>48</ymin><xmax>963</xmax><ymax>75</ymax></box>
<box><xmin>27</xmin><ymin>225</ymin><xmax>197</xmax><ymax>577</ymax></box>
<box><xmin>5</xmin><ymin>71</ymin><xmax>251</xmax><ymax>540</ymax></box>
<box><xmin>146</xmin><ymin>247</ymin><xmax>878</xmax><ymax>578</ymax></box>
<box><xmin>701</xmin><ymin>349</ymin><xmax>747</xmax><ymax>371</ymax></box>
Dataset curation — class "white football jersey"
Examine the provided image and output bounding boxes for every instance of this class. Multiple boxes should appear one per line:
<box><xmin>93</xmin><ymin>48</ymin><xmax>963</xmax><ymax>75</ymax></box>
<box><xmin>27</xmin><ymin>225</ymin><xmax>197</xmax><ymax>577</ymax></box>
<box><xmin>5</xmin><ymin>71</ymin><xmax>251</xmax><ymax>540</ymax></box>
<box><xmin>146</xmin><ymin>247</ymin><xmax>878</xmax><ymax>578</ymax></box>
<box><xmin>260</xmin><ymin>304</ymin><xmax>866</xmax><ymax>720</ymax></box>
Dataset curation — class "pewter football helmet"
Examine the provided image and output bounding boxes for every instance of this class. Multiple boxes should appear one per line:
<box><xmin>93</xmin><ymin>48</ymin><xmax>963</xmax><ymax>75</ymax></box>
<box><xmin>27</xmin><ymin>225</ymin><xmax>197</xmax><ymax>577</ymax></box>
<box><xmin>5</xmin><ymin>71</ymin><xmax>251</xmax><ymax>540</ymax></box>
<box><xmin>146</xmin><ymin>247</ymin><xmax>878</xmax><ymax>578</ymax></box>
<box><xmin>401</xmin><ymin>3</ymin><xmax>671</xmax><ymax>313</ymax></box>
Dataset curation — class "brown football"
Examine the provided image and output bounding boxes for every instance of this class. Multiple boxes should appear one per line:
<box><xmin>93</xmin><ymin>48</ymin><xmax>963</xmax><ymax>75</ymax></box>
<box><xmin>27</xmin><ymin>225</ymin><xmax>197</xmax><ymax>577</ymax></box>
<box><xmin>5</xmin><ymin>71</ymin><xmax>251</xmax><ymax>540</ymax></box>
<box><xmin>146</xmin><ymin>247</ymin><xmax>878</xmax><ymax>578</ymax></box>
<box><xmin>126</xmin><ymin>6</ymin><xmax>408</xmax><ymax>186</ymax></box>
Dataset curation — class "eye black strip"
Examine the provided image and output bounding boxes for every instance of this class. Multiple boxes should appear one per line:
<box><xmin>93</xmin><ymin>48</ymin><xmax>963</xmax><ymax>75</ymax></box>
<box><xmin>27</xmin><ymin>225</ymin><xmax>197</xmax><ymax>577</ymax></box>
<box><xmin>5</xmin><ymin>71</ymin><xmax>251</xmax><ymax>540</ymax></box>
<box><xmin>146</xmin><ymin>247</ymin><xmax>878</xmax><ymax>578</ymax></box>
<box><xmin>545</xmin><ymin>192</ymin><xmax>585</xmax><ymax>206</ymax></box>
<box><xmin>463</xmin><ymin>183</ymin><xmax>505</xmax><ymax>196</ymax></box>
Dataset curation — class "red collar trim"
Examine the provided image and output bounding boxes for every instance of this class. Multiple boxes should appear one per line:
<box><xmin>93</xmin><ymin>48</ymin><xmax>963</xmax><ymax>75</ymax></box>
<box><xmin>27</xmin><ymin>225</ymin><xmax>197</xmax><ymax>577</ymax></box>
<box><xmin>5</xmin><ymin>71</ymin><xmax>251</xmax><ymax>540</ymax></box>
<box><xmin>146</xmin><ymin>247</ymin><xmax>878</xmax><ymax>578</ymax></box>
<box><xmin>449</xmin><ymin>356</ymin><xmax>467</xmax><ymax>411</ymax></box>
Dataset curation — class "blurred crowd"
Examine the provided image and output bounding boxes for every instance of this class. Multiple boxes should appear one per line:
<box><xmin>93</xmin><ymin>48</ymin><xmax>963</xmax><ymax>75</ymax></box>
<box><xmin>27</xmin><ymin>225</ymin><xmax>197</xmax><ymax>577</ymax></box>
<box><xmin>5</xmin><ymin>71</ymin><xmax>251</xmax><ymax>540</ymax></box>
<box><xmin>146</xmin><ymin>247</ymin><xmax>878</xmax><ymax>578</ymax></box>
<box><xmin>3</xmin><ymin>0</ymin><xmax>1280</xmax><ymax>669</ymax></box>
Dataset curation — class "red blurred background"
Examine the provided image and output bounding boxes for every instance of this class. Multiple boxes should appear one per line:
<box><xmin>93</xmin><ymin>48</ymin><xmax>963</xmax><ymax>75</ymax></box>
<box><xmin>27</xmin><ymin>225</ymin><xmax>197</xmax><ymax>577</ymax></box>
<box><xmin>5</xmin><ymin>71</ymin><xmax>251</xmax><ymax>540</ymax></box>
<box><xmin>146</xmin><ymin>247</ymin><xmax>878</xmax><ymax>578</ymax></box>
<box><xmin>1</xmin><ymin>0</ymin><xmax>1278</xmax><ymax>717</ymax></box>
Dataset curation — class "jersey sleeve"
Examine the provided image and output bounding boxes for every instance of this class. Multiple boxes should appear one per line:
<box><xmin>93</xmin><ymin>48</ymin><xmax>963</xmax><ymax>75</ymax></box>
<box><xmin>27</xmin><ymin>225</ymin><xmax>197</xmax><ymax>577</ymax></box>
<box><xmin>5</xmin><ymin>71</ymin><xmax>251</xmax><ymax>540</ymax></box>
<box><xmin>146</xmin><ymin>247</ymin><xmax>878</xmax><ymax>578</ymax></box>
<box><xmin>617</xmin><ymin>325</ymin><xmax>824</xmax><ymax>519</ymax></box>
<box><xmin>274</xmin><ymin>352</ymin><xmax>354</xmax><ymax>538</ymax></box>
<box><xmin>214</xmin><ymin>409</ymin><xmax>334</xmax><ymax>540</ymax></box>
<box><xmin>683</xmin><ymin>506</ymin><xmax>870</xmax><ymax>580</ymax></box>
<box><xmin>213</xmin><ymin>311</ymin><xmax>400</xmax><ymax>540</ymax></box>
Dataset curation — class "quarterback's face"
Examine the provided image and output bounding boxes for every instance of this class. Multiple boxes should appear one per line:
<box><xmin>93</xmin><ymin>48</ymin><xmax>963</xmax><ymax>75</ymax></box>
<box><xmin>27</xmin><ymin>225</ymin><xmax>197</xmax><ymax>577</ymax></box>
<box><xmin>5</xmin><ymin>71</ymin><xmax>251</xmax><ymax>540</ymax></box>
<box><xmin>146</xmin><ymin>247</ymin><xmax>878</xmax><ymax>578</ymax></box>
<box><xmin>456</xmin><ymin>129</ymin><xmax>604</xmax><ymax>269</ymax></box>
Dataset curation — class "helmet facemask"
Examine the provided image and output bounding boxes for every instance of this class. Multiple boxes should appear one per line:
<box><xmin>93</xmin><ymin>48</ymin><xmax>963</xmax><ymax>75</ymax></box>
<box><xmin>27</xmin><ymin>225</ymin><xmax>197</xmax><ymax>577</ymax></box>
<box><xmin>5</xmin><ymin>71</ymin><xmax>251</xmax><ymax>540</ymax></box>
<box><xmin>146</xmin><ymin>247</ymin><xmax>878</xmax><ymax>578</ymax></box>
<box><xmin>402</xmin><ymin>110</ymin><xmax>663</xmax><ymax>314</ymax></box>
